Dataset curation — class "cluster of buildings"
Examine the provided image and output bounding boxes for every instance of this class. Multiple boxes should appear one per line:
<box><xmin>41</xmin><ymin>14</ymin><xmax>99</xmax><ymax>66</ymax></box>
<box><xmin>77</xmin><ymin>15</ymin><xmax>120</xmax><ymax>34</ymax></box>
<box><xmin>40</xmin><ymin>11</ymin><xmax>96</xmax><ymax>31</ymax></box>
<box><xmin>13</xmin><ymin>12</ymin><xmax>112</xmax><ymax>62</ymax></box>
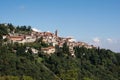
<box><xmin>3</xmin><ymin>30</ymin><xmax>94</xmax><ymax>56</ymax></box>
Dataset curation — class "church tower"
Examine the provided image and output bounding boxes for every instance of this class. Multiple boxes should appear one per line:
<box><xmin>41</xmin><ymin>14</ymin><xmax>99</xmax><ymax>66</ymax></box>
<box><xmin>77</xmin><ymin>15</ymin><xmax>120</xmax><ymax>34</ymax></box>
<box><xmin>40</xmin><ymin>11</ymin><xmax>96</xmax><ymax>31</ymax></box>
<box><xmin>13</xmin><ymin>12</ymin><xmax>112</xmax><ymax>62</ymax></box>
<box><xmin>55</xmin><ymin>30</ymin><xmax>58</xmax><ymax>37</ymax></box>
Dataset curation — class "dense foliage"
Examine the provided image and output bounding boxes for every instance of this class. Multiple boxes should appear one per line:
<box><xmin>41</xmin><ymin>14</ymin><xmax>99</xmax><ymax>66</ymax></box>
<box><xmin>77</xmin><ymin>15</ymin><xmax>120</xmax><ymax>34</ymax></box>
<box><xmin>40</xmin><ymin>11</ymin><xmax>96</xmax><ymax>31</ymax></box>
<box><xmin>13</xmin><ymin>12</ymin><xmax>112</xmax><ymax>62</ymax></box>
<box><xmin>0</xmin><ymin>23</ymin><xmax>120</xmax><ymax>80</ymax></box>
<box><xmin>43</xmin><ymin>46</ymin><xmax>120</xmax><ymax>80</ymax></box>
<box><xmin>0</xmin><ymin>23</ymin><xmax>32</xmax><ymax>36</ymax></box>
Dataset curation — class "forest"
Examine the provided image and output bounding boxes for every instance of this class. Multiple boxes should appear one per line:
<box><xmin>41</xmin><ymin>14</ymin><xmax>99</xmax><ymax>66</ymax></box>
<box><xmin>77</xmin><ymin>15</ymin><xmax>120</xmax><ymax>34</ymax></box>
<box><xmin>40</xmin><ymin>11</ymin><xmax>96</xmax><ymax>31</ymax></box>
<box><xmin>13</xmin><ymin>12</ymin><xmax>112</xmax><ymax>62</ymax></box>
<box><xmin>0</xmin><ymin>23</ymin><xmax>120</xmax><ymax>80</ymax></box>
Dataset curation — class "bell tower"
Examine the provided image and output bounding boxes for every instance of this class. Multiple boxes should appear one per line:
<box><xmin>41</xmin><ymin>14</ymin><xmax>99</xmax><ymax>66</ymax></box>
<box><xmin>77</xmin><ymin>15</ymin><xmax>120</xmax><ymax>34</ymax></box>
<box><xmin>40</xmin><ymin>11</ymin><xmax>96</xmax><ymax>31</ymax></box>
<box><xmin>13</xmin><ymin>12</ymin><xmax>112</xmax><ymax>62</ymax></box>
<box><xmin>55</xmin><ymin>30</ymin><xmax>58</xmax><ymax>37</ymax></box>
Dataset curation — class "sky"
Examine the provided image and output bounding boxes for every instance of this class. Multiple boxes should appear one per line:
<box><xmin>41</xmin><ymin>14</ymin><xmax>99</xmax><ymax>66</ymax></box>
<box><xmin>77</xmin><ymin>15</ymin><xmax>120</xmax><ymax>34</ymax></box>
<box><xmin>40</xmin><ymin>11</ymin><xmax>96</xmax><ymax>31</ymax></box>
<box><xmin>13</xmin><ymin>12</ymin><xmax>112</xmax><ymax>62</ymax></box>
<box><xmin>0</xmin><ymin>0</ymin><xmax>120</xmax><ymax>52</ymax></box>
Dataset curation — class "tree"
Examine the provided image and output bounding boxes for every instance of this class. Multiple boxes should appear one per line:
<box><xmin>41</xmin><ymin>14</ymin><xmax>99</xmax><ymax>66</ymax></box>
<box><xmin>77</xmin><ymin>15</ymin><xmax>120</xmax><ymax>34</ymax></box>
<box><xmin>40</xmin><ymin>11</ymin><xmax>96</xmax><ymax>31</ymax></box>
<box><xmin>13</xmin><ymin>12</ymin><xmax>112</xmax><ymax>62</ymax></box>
<box><xmin>8</xmin><ymin>23</ymin><xmax>15</xmax><ymax>32</ymax></box>
<box><xmin>62</xmin><ymin>42</ymin><xmax>69</xmax><ymax>54</ymax></box>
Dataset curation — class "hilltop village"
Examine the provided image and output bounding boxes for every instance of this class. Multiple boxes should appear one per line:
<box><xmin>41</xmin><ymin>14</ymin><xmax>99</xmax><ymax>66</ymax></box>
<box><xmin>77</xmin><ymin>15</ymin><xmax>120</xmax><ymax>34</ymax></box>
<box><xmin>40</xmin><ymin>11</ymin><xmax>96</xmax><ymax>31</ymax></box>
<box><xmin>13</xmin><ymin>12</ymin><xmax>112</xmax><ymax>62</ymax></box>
<box><xmin>1</xmin><ymin>23</ymin><xmax>94</xmax><ymax>56</ymax></box>
<box><xmin>0</xmin><ymin>24</ymin><xmax>120</xmax><ymax>80</ymax></box>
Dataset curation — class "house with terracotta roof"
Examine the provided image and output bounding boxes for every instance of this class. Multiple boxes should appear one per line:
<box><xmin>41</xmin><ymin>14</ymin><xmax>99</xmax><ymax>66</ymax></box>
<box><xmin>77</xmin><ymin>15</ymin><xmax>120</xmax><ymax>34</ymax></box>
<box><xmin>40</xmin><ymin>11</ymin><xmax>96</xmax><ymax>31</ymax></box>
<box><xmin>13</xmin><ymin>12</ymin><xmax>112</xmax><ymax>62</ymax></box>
<box><xmin>8</xmin><ymin>36</ymin><xmax>25</xmax><ymax>43</ymax></box>
<box><xmin>41</xmin><ymin>46</ymin><xmax>55</xmax><ymax>54</ymax></box>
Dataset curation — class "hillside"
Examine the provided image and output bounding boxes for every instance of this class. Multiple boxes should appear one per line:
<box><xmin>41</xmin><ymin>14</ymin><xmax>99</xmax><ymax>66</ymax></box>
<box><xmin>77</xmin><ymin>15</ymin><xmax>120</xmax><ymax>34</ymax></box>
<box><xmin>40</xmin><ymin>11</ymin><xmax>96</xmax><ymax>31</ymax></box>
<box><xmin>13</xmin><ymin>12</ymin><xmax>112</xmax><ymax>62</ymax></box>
<box><xmin>0</xmin><ymin>23</ymin><xmax>120</xmax><ymax>80</ymax></box>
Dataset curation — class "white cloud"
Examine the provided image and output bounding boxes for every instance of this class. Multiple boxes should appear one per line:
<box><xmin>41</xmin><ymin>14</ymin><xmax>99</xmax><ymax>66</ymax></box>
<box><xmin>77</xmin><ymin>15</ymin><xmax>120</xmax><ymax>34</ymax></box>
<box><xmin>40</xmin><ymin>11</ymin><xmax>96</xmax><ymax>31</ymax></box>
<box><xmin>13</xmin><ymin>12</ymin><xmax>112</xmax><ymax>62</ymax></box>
<box><xmin>69</xmin><ymin>38</ymin><xmax>76</xmax><ymax>42</ymax></box>
<box><xmin>107</xmin><ymin>38</ymin><xmax>113</xmax><ymax>43</ymax></box>
<box><xmin>32</xmin><ymin>28</ymin><xmax>41</xmax><ymax>32</ymax></box>
<box><xmin>92</xmin><ymin>37</ymin><xmax>101</xmax><ymax>47</ymax></box>
<box><xmin>91</xmin><ymin>37</ymin><xmax>120</xmax><ymax>52</ymax></box>
<box><xmin>93</xmin><ymin>37</ymin><xmax>100</xmax><ymax>43</ymax></box>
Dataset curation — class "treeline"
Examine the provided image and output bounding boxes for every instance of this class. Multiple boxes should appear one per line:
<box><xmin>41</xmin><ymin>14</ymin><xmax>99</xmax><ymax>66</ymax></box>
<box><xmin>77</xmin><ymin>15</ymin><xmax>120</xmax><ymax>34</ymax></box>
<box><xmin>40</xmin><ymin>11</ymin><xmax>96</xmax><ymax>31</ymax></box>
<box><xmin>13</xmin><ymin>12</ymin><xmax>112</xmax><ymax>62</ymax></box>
<box><xmin>0</xmin><ymin>23</ymin><xmax>32</xmax><ymax>36</ymax></box>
